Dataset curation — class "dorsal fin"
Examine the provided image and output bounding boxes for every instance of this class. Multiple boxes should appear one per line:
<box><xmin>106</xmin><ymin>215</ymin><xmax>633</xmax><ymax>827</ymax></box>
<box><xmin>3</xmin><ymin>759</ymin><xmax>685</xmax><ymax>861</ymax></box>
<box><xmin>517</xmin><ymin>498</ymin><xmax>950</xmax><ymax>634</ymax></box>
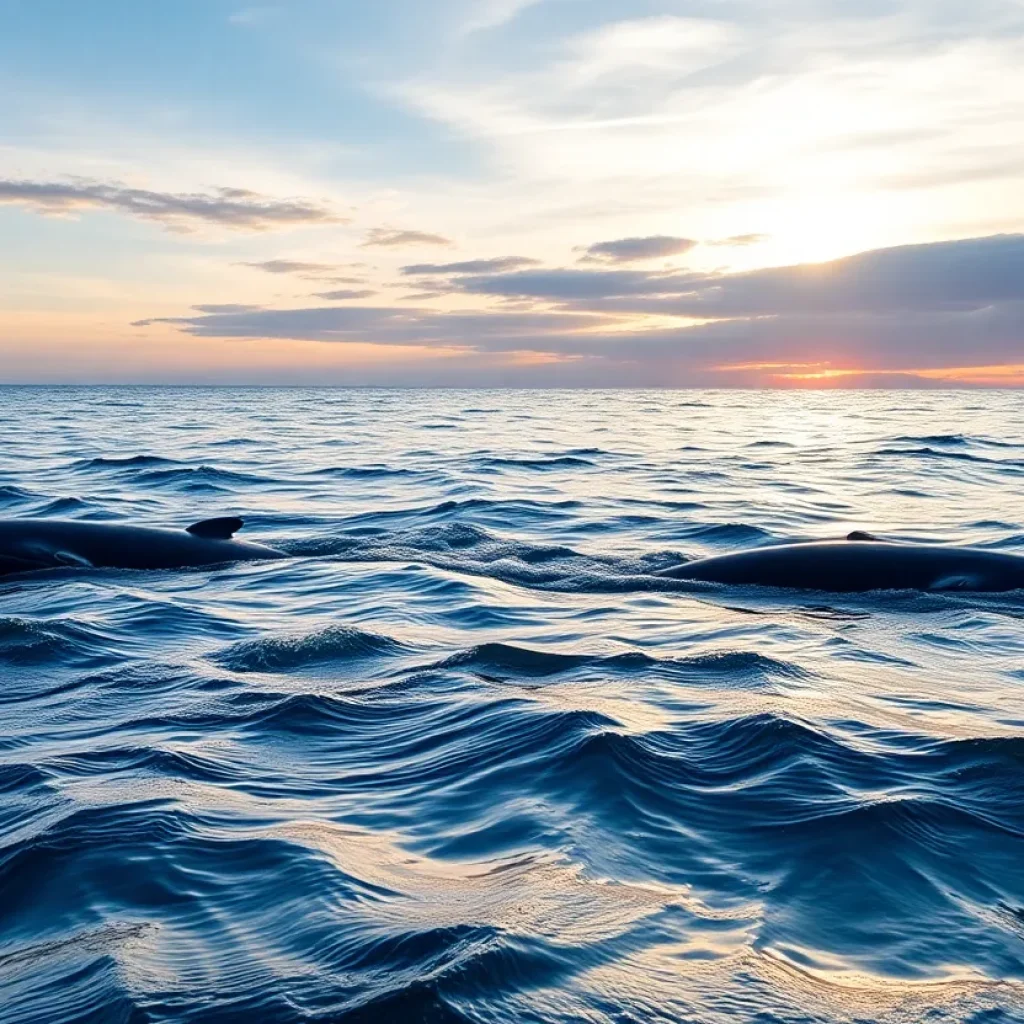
<box><xmin>186</xmin><ymin>516</ymin><xmax>243</xmax><ymax>540</ymax></box>
<box><xmin>847</xmin><ymin>530</ymin><xmax>880</xmax><ymax>542</ymax></box>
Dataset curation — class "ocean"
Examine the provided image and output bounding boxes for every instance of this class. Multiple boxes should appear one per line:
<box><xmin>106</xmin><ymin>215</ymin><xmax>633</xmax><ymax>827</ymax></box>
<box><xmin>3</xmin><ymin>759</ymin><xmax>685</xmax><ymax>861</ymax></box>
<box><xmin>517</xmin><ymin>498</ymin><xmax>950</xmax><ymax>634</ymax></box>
<box><xmin>2</xmin><ymin>386</ymin><xmax>1024</xmax><ymax>1023</ymax></box>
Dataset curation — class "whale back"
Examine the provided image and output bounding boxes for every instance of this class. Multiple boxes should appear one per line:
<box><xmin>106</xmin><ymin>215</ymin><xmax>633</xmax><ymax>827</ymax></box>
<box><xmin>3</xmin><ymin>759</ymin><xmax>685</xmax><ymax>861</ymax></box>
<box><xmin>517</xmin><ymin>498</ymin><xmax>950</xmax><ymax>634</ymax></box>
<box><xmin>0</xmin><ymin>517</ymin><xmax>285</xmax><ymax>575</ymax></box>
<box><xmin>659</xmin><ymin>540</ymin><xmax>1024</xmax><ymax>592</ymax></box>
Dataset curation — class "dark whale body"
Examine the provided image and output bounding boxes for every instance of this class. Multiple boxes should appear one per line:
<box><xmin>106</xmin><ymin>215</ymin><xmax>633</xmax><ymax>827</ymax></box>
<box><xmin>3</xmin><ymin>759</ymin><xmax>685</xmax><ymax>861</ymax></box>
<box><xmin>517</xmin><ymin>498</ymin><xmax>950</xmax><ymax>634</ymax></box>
<box><xmin>657</xmin><ymin>537</ymin><xmax>1024</xmax><ymax>593</ymax></box>
<box><xmin>0</xmin><ymin>517</ymin><xmax>286</xmax><ymax>577</ymax></box>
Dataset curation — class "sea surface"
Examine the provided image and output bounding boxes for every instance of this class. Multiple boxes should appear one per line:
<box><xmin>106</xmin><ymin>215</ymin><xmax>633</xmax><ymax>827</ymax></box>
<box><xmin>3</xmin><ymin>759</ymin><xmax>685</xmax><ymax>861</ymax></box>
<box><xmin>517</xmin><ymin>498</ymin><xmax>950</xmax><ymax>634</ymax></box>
<box><xmin>2</xmin><ymin>386</ymin><xmax>1024</xmax><ymax>1024</ymax></box>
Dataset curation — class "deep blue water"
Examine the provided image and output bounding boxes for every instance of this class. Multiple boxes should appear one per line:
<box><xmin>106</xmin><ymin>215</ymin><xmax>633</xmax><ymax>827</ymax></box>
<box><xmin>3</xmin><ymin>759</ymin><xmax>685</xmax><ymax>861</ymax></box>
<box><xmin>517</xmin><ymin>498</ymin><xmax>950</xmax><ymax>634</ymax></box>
<box><xmin>2</xmin><ymin>386</ymin><xmax>1024</xmax><ymax>1023</ymax></box>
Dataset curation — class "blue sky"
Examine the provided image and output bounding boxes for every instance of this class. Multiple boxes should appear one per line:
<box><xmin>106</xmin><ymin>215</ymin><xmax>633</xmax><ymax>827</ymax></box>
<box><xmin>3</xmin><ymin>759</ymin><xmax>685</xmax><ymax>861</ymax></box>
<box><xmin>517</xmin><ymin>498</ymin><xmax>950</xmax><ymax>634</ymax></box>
<box><xmin>2</xmin><ymin>0</ymin><xmax>1023</xmax><ymax>385</ymax></box>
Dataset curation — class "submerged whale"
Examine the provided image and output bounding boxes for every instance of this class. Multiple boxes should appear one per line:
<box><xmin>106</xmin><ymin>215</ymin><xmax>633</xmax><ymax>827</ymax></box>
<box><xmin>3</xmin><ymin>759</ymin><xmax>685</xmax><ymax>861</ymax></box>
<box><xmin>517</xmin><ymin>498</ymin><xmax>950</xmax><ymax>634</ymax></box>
<box><xmin>0</xmin><ymin>517</ymin><xmax>286</xmax><ymax>577</ymax></box>
<box><xmin>657</xmin><ymin>534</ymin><xmax>1024</xmax><ymax>593</ymax></box>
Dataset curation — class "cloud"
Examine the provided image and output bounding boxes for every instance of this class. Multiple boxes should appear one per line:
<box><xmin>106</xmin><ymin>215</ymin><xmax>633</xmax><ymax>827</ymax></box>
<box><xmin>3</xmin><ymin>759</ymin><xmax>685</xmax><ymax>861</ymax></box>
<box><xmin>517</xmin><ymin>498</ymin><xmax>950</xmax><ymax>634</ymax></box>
<box><xmin>192</xmin><ymin>304</ymin><xmax>264</xmax><ymax>314</ymax></box>
<box><xmin>228</xmin><ymin>7</ymin><xmax>278</xmax><ymax>26</ymax></box>
<box><xmin>658</xmin><ymin>233</ymin><xmax>1024</xmax><ymax>318</ymax></box>
<box><xmin>238</xmin><ymin>260</ymin><xmax>338</xmax><ymax>276</ymax></box>
<box><xmin>452</xmin><ymin>267</ymin><xmax>700</xmax><ymax>299</ymax></box>
<box><xmin>713</xmin><ymin>362</ymin><xmax>1024</xmax><ymax>388</ymax></box>
<box><xmin>361</xmin><ymin>228</ymin><xmax>453</xmax><ymax>248</ymax></box>
<box><xmin>451</xmin><ymin>234</ymin><xmax>1024</xmax><ymax>314</ymax></box>
<box><xmin>877</xmin><ymin>157</ymin><xmax>1024</xmax><ymax>191</ymax></box>
<box><xmin>604</xmin><ymin>306</ymin><xmax>1024</xmax><ymax>387</ymax></box>
<box><xmin>458</xmin><ymin>0</ymin><xmax>548</xmax><ymax>36</ymax></box>
<box><xmin>236</xmin><ymin>261</ymin><xmax>368</xmax><ymax>286</ymax></box>
<box><xmin>135</xmin><ymin>234</ymin><xmax>1024</xmax><ymax>386</ymax></box>
<box><xmin>315</xmin><ymin>289</ymin><xmax>378</xmax><ymax>301</ymax></box>
<box><xmin>707</xmin><ymin>233</ymin><xmax>769</xmax><ymax>247</ymax></box>
<box><xmin>134</xmin><ymin>297</ymin><xmax>1023</xmax><ymax>385</ymax></box>
<box><xmin>401</xmin><ymin>256</ymin><xmax>541</xmax><ymax>275</ymax></box>
<box><xmin>564</xmin><ymin>16</ymin><xmax>736</xmax><ymax>88</ymax></box>
<box><xmin>576</xmin><ymin>236</ymin><xmax>698</xmax><ymax>264</ymax></box>
<box><xmin>390</xmin><ymin>1</ymin><xmax>1024</xmax><ymax>268</ymax></box>
<box><xmin>0</xmin><ymin>179</ymin><xmax>342</xmax><ymax>233</ymax></box>
<box><xmin>134</xmin><ymin>306</ymin><xmax>604</xmax><ymax>346</ymax></box>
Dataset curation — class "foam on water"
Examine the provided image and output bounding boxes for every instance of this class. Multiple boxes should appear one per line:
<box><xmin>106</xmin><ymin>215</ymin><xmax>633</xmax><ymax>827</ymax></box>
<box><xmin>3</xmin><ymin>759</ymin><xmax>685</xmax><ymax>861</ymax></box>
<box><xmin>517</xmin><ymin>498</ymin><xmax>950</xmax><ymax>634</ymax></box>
<box><xmin>1</xmin><ymin>386</ymin><xmax>1024</xmax><ymax>1023</ymax></box>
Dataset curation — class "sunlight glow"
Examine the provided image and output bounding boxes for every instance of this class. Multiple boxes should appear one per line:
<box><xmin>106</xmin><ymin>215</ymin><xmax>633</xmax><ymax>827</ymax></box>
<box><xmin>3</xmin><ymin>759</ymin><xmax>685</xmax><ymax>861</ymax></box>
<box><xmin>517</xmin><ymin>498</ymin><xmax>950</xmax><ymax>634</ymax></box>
<box><xmin>714</xmin><ymin>362</ymin><xmax>1024</xmax><ymax>387</ymax></box>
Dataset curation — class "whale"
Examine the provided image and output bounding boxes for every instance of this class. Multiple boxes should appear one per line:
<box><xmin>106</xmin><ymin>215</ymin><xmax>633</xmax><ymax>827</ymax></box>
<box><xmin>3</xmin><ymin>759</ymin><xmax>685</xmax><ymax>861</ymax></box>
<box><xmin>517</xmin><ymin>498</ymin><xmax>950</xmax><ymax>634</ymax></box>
<box><xmin>656</xmin><ymin>534</ymin><xmax>1024</xmax><ymax>593</ymax></box>
<box><xmin>0</xmin><ymin>517</ymin><xmax>286</xmax><ymax>577</ymax></box>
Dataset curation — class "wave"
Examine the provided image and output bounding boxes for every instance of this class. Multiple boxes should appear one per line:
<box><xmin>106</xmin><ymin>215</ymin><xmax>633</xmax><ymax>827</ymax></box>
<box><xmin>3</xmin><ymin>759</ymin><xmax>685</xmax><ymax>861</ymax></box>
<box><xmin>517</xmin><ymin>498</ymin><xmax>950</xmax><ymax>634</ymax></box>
<box><xmin>674</xmin><ymin>522</ymin><xmax>774</xmax><ymax>545</ymax></box>
<box><xmin>890</xmin><ymin>433</ymin><xmax>1024</xmax><ymax>450</ymax></box>
<box><xmin>0</xmin><ymin>485</ymin><xmax>41</xmax><ymax>507</ymax></box>
<box><xmin>890</xmin><ymin>434</ymin><xmax>970</xmax><ymax>446</ymax></box>
<box><xmin>433</xmin><ymin>642</ymin><xmax>806</xmax><ymax>684</ymax></box>
<box><xmin>215</xmin><ymin>626</ymin><xmax>408</xmax><ymax>673</ymax></box>
<box><xmin>0</xmin><ymin>616</ymin><xmax>114</xmax><ymax>667</ymax></box>
<box><xmin>70</xmin><ymin>454</ymin><xmax>271</xmax><ymax>489</ymax></box>
<box><xmin>137</xmin><ymin>465</ymin><xmax>275</xmax><ymax>491</ymax></box>
<box><xmin>27</xmin><ymin>496</ymin><xmax>95</xmax><ymax>517</ymax></box>
<box><xmin>75</xmin><ymin>454</ymin><xmax>180</xmax><ymax>469</ymax></box>
<box><xmin>0</xmin><ymin>761</ymin><xmax>52</xmax><ymax>796</ymax></box>
<box><xmin>475</xmin><ymin>455</ymin><xmax>595</xmax><ymax>470</ymax></box>
<box><xmin>875</xmin><ymin>446</ymin><xmax>1024</xmax><ymax>468</ymax></box>
<box><xmin>307</xmin><ymin>465</ymin><xmax>420</xmax><ymax>479</ymax></box>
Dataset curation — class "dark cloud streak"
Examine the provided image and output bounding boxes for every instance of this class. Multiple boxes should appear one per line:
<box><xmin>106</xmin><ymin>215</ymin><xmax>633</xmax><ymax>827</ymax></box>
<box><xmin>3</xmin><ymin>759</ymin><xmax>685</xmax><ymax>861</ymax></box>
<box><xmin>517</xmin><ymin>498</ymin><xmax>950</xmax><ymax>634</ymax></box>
<box><xmin>314</xmin><ymin>288</ymin><xmax>377</xmax><ymax>300</ymax></box>
<box><xmin>576</xmin><ymin>235</ymin><xmax>698</xmax><ymax>263</ymax></box>
<box><xmin>454</xmin><ymin>267</ymin><xmax>702</xmax><ymax>299</ymax></box>
<box><xmin>0</xmin><ymin>179</ymin><xmax>342</xmax><ymax>232</ymax></box>
<box><xmin>239</xmin><ymin>260</ymin><xmax>338</xmax><ymax>275</ymax></box>
<box><xmin>707</xmin><ymin>233</ymin><xmax>769</xmax><ymax>247</ymax></box>
<box><xmin>134</xmin><ymin>306</ymin><xmax>607</xmax><ymax>346</ymax></box>
<box><xmin>362</xmin><ymin>228</ymin><xmax>453</xmax><ymax>248</ymax></box>
<box><xmin>192</xmin><ymin>303</ymin><xmax>264</xmax><ymax>314</ymax></box>
<box><xmin>401</xmin><ymin>256</ymin><xmax>541</xmax><ymax>275</ymax></box>
<box><xmin>237</xmin><ymin>261</ymin><xmax>367</xmax><ymax>284</ymax></box>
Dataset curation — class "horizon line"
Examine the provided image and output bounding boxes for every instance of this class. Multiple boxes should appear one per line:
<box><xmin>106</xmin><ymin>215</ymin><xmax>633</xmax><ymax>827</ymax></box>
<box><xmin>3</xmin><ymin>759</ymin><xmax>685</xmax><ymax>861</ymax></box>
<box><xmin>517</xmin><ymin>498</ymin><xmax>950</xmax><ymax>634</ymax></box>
<box><xmin>1</xmin><ymin>383</ymin><xmax>1021</xmax><ymax>391</ymax></box>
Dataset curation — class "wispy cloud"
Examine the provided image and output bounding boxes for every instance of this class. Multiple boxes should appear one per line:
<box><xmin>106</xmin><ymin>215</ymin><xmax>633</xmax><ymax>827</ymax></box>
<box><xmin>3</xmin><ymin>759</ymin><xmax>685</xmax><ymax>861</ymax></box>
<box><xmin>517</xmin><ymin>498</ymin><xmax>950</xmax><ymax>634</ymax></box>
<box><xmin>707</xmin><ymin>233</ymin><xmax>769</xmax><ymax>247</ymax></box>
<box><xmin>562</xmin><ymin>16</ymin><xmax>736</xmax><ymax>88</ymax></box>
<box><xmin>314</xmin><ymin>288</ymin><xmax>378</xmax><ymax>301</ymax></box>
<box><xmin>238</xmin><ymin>260</ymin><xmax>338</xmax><ymax>275</ymax></box>
<box><xmin>401</xmin><ymin>256</ymin><xmax>540</xmax><ymax>275</ymax></box>
<box><xmin>192</xmin><ymin>304</ymin><xmax>265</xmax><ymax>314</ymax></box>
<box><xmin>451</xmin><ymin>267</ymin><xmax>701</xmax><ymax>299</ymax></box>
<box><xmin>228</xmin><ymin>7</ymin><xmax>279</xmax><ymax>26</ymax></box>
<box><xmin>135</xmin><ymin>306</ymin><xmax>603</xmax><ymax>346</ymax></box>
<box><xmin>576</xmin><ymin>236</ymin><xmax>698</xmax><ymax>264</ymax></box>
<box><xmin>362</xmin><ymin>228</ymin><xmax>454</xmax><ymax>248</ymax></box>
<box><xmin>237</xmin><ymin>260</ymin><xmax>364</xmax><ymax>283</ymax></box>
<box><xmin>392</xmin><ymin>6</ymin><xmax>1024</xmax><ymax>266</ymax></box>
<box><xmin>457</xmin><ymin>0</ymin><xmax>549</xmax><ymax>36</ymax></box>
<box><xmin>0</xmin><ymin>179</ymin><xmax>342</xmax><ymax>233</ymax></box>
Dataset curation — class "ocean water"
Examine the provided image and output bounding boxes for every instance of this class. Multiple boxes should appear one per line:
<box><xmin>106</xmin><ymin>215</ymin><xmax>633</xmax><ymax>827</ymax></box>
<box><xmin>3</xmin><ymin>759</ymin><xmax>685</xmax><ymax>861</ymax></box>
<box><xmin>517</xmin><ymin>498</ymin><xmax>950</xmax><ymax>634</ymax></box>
<box><xmin>2</xmin><ymin>386</ymin><xmax>1024</xmax><ymax>1024</ymax></box>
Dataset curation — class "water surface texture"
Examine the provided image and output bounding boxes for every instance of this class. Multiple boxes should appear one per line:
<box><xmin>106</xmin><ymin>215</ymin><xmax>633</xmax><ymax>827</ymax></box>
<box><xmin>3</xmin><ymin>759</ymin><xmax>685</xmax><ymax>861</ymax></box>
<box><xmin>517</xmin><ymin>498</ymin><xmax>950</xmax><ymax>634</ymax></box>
<box><xmin>2</xmin><ymin>387</ymin><xmax>1024</xmax><ymax>1023</ymax></box>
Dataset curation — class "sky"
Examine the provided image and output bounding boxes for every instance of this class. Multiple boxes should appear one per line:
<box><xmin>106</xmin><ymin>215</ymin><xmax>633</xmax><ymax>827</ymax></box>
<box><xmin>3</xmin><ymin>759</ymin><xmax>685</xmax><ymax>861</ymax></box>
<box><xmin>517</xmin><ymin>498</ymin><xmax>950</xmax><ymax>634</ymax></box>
<box><xmin>1</xmin><ymin>0</ymin><xmax>1023</xmax><ymax>387</ymax></box>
